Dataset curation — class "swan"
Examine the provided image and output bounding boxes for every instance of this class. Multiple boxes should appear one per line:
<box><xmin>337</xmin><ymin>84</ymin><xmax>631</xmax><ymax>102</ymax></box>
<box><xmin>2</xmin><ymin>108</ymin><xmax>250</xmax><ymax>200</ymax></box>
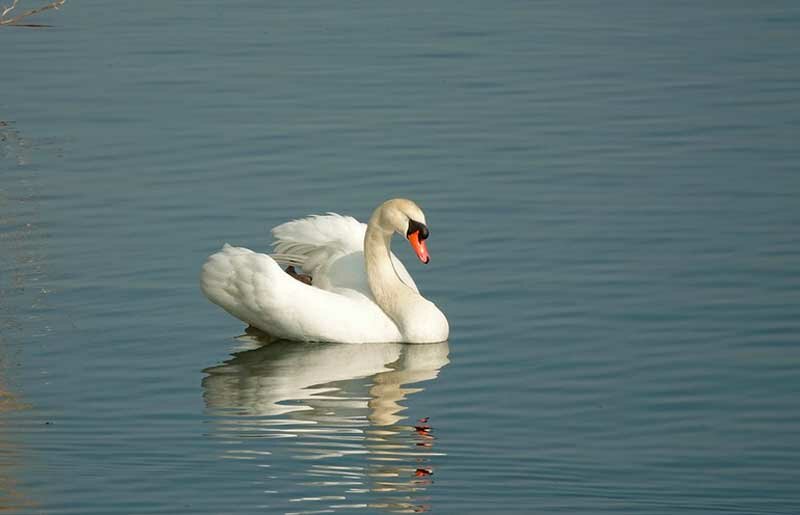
<box><xmin>200</xmin><ymin>198</ymin><xmax>449</xmax><ymax>343</ymax></box>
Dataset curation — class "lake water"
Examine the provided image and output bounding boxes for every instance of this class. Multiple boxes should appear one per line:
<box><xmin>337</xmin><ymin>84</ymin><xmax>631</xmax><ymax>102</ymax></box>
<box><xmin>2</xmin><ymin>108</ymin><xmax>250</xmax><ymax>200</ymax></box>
<box><xmin>2</xmin><ymin>1</ymin><xmax>799</xmax><ymax>513</ymax></box>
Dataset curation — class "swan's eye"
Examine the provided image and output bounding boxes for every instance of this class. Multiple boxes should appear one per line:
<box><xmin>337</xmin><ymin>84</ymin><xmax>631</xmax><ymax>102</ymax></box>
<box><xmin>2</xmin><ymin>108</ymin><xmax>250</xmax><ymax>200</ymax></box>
<box><xmin>407</xmin><ymin>219</ymin><xmax>429</xmax><ymax>240</ymax></box>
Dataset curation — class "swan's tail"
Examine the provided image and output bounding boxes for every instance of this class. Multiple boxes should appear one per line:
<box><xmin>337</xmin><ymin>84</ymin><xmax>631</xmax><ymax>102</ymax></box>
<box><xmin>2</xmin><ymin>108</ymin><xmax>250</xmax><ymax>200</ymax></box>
<box><xmin>200</xmin><ymin>244</ymin><xmax>285</xmax><ymax>331</ymax></box>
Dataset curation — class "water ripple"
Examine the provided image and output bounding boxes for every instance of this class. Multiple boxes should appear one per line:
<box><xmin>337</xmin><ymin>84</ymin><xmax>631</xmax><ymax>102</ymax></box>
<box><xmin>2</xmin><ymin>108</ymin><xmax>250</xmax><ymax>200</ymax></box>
<box><xmin>203</xmin><ymin>337</ymin><xmax>449</xmax><ymax>514</ymax></box>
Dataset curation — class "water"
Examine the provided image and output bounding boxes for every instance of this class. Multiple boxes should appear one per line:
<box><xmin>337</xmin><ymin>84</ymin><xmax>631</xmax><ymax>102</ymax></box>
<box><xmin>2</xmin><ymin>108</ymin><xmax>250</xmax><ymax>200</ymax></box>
<box><xmin>2</xmin><ymin>1</ymin><xmax>799</xmax><ymax>513</ymax></box>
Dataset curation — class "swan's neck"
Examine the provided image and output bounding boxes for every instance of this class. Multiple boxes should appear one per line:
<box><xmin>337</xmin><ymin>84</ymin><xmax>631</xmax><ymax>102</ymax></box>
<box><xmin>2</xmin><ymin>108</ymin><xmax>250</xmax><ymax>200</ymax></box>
<box><xmin>364</xmin><ymin>219</ymin><xmax>416</xmax><ymax>323</ymax></box>
<box><xmin>363</xmin><ymin>205</ymin><xmax>449</xmax><ymax>343</ymax></box>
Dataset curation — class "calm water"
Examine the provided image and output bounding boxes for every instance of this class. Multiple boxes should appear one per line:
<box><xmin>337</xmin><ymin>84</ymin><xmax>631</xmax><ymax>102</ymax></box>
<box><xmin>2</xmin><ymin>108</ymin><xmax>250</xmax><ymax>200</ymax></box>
<box><xmin>2</xmin><ymin>1</ymin><xmax>800</xmax><ymax>513</ymax></box>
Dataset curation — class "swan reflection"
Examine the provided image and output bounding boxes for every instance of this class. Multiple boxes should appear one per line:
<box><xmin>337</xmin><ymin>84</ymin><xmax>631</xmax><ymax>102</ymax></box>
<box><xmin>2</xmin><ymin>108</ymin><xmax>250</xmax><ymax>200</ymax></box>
<box><xmin>202</xmin><ymin>335</ymin><xmax>449</xmax><ymax>514</ymax></box>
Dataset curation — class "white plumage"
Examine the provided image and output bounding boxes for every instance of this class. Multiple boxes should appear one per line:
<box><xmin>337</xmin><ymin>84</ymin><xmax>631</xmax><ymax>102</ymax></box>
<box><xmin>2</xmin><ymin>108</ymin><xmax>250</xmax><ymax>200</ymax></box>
<box><xmin>200</xmin><ymin>199</ymin><xmax>449</xmax><ymax>344</ymax></box>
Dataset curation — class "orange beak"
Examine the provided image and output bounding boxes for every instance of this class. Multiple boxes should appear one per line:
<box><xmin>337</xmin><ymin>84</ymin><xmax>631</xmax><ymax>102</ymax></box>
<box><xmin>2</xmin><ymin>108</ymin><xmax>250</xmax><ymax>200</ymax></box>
<box><xmin>408</xmin><ymin>231</ymin><xmax>430</xmax><ymax>264</ymax></box>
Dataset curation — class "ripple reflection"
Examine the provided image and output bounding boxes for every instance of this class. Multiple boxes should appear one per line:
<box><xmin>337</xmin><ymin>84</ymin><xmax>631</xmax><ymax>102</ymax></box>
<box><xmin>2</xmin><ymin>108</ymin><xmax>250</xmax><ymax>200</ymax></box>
<box><xmin>202</xmin><ymin>335</ymin><xmax>450</xmax><ymax>514</ymax></box>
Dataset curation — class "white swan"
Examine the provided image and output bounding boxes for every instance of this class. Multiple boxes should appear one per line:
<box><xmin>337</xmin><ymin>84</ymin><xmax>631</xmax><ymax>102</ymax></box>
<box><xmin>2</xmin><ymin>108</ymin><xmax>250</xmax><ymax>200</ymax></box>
<box><xmin>200</xmin><ymin>198</ymin><xmax>449</xmax><ymax>343</ymax></box>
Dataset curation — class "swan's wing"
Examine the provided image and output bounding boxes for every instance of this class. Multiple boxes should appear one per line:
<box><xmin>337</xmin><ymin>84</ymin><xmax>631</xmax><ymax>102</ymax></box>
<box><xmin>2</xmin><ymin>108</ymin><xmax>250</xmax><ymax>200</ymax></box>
<box><xmin>271</xmin><ymin>213</ymin><xmax>364</xmax><ymax>272</ymax></box>
<box><xmin>200</xmin><ymin>245</ymin><xmax>403</xmax><ymax>343</ymax></box>
<box><xmin>270</xmin><ymin>213</ymin><xmax>418</xmax><ymax>294</ymax></box>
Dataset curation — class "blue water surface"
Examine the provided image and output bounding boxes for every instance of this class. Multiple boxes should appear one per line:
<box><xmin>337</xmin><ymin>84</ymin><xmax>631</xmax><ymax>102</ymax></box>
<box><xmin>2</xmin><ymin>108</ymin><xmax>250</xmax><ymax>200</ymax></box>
<box><xmin>1</xmin><ymin>1</ymin><xmax>799</xmax><ymax>513</ymax></box>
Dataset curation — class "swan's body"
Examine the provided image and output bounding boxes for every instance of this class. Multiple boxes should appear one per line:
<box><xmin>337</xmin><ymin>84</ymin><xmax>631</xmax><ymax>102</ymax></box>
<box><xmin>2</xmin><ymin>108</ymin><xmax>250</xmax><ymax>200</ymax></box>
<box><xmin>200</xmin><ymin>199</ymin><xmax>448</xmax><ymax>343</ymax></box>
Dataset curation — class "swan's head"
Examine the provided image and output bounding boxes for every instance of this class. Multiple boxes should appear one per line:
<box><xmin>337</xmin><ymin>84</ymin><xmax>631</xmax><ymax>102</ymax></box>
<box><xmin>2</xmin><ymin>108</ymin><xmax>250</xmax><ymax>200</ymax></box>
<box><xmin>374</xmin><ymin>198</ymin><xmax>431</xmax><ymax>264</ymax></box>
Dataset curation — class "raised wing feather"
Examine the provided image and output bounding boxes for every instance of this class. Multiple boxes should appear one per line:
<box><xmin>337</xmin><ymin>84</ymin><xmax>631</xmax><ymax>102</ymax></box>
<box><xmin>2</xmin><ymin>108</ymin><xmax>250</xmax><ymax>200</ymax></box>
<box><xmin>270</xmin><ymin>213</ymin><xmax>418</xmax><ymax>294</ymax></box>
<box><xmin>271</xmin><ymin>214</ymin><xmax>365</xmax><ymax>272</ymax></box>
